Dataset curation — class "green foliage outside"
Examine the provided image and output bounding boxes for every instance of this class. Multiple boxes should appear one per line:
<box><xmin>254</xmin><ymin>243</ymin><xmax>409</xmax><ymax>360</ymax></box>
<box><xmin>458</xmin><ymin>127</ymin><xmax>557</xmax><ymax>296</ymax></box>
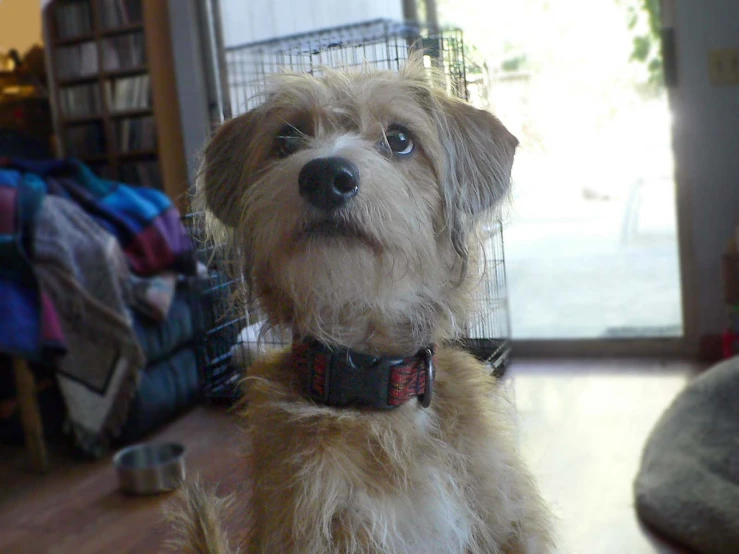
<box><xmin>625</xmin><ymin>0</ymin><xmax>664</xmax><ymax>89</ymax></box>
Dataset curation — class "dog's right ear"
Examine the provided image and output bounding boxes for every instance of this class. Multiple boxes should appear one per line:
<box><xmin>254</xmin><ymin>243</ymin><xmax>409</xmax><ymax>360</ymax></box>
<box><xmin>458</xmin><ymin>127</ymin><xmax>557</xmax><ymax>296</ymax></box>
<box><xmin>197</xmin><ymin>109</ymin><xmax>264</xmax><ymax>228</ymax></box>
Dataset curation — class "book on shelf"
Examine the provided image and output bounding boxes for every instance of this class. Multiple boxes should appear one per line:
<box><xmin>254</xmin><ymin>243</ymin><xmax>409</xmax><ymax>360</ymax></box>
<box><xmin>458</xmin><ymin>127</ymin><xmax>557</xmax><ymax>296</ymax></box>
<box><xmin>65</xmin><ymin>122</ymin><xmax>106</xmax><ymax>157</ymax></box>
<box><xmin>99</xmin><ymin>0</ymin><xmax>144</xmax><ymax>29</ymax></box>
<box><xmin>102</xmin><ymin>32</ymin><xmax>146</xmax><ymax>71</ymax></box>
<box><xmin>119</xmin><ymin>160</ymin><xmax>161</xmax><ymax>189</ymax></box>
<box><xmin>55</xmin><ymin>43</ymin><xmax>98</xmax><ymax>80</ymax></box>
<box><xmin>116</xmin><ymin>115</ymin><xmax>156</xmax><ymax>153</ymax></box>
<box><xmin>105</xmin><ymin>74</ymin><xmax>151</xmax><ymax>112</ymax></box>
<box><xmin>54</xmin><ymin>0</ymin><xmax>93</xmax><ymax>40</ymax></box>
<box><xmin>60</xmin><ymin>83</ymin><xmax>102</xmax><ymax>118</ymax></box>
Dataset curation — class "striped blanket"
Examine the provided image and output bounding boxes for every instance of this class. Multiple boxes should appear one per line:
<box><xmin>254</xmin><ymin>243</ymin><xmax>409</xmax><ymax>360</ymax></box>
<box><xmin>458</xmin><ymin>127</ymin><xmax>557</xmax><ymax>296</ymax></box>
<box><xmin>0</xmin><ymin>157</ymin><xmax>195</xmax><ymax>358</ymax></box>
<box><xmin>0</xmin><ymin>157</ymin><xmax>195</xmax><ymax>454</ymax></box>
<box><xmin>6</xmin><ymin>158</ymin><xmax>195</xmax><ymax>276</ymax></box>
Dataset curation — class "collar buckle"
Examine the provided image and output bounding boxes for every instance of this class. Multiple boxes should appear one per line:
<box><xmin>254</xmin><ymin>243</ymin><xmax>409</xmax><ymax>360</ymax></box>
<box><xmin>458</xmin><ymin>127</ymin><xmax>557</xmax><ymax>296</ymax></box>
<box><xmin>418</xmin><ymin>347</ymin><xmax>434</xmax><ymax>408</ymax></box>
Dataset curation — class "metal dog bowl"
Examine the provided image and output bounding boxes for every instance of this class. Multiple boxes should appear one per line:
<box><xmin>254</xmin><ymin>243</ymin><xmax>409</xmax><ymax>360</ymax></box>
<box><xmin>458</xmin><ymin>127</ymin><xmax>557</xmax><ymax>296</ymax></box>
<box><xmin>113</xmin><ymin>441</ymin><xmax>186</xmax><ymax>495</ymax></box>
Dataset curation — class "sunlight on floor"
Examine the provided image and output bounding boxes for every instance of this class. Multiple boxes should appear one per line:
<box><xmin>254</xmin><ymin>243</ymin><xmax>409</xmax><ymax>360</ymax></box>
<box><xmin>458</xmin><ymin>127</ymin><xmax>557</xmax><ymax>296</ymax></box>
<box><xmin>507</xmin><ymin>359</ymin><xmax>696</xmax><ymax>554</ymax></box>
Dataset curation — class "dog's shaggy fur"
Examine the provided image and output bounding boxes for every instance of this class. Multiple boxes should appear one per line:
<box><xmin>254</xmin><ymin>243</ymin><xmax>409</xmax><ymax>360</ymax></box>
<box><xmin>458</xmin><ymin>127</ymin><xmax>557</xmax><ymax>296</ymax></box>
<box><xmin>170</xmin><ymin>58</ymin><xmax>554</xmax><ymax>553</ymax></box>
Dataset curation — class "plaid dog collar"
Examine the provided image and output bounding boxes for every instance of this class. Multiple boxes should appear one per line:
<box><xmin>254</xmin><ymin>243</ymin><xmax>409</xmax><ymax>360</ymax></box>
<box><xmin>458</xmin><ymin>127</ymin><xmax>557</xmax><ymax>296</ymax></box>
<box><xmin>290</xmin><ymin>340</ymin><xmax>435</xmax><ymax>409</ymax></box>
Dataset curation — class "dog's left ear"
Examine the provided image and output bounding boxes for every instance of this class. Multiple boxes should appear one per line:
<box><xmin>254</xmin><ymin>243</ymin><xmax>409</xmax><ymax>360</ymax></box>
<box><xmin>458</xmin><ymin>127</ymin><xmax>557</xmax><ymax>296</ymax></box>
<box><xmin>196</xmin><ymin>106</ymin><xmax>269</xmax><ymax>228</ymax></box>
<box><xmin>428</xmin><ymin>93</ymin><xmax>518</xmax><ymax>217</ymax></box>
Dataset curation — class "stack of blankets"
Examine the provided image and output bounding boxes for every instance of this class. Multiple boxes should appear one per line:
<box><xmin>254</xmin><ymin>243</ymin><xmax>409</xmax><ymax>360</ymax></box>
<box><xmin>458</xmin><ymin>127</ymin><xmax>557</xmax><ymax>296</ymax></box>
<box><xmin>0</xmin><ymin>158</ymin><xmax>206</xmax><ymax>457</ymax></box>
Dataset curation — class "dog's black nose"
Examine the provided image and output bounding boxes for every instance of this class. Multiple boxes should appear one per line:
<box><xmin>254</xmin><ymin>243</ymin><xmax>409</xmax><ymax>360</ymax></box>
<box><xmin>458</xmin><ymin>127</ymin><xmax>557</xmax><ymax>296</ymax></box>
<box><xmin>298</xmin><ymin>157</ymin><xmax>359</xmax><ymax>211</ymax></box>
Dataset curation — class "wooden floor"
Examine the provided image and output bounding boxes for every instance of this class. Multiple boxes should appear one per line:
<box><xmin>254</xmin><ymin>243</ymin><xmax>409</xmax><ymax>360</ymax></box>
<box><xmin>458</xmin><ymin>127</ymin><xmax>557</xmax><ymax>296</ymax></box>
<box><xmin>0</xmin><ymin>358</ymin><xmax>702</xmax><ymax>554</ymax></box>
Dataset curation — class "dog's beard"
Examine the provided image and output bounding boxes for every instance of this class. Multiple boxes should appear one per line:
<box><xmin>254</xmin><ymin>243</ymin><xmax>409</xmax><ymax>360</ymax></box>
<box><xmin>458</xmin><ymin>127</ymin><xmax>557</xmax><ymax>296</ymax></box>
<box><xmin>295</xmin><ymin>215</ymin><xmax>383</xmax><ymax>254</ymax></box>
<box><xmin>299</xmin><ymin>218</ymin><xmax>361</xmax><ymax>240</ymax></box>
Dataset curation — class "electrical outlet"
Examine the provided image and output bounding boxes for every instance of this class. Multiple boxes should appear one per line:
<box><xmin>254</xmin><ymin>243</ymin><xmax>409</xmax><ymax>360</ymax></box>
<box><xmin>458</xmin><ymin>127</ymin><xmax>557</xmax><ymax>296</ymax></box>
<box><xmin>708</xmin><ymin>48</ymin><xmax>739</xmax><ymax>86</ymax></box>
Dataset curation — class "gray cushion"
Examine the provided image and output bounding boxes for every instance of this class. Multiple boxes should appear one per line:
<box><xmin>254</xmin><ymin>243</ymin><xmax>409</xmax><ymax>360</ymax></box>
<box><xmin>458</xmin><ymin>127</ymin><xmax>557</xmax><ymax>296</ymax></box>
<box><xmin>634</xmin><ymin>356</ymin><xmax>739</xmax><ymax>554</ymax></box>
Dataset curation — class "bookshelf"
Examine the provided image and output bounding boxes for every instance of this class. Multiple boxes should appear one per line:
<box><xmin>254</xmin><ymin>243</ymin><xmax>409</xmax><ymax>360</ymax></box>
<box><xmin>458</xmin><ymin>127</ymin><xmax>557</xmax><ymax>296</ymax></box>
<box><xmin>43</xmin><ymin>0</ymin><xmax>189</xmax><ymax>211</ymax></box>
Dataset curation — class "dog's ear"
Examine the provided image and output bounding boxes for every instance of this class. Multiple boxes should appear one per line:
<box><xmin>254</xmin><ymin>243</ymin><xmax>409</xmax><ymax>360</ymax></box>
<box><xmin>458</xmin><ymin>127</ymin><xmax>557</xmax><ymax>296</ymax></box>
<box><xmin>197</xmin><ymin>108</ymin><xmax>265</xmax><ymax>228</ymax></box>
<box><xmin>430</xmin><ymin>94</ymin><xmax>518</xmax><ymax>217</ymax></box>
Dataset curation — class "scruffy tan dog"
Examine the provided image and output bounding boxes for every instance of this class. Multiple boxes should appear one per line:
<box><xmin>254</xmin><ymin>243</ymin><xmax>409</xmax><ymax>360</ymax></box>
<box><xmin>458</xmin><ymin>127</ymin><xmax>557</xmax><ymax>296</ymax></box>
<box><xmin>169</xmin><ymin>57</ymin><xmax>553</xmax><ymax>554</ymax></box>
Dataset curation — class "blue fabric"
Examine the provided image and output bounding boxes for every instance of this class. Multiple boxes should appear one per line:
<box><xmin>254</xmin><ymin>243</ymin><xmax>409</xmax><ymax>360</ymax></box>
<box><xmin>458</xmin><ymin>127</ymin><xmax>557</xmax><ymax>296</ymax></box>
<box><xmin>0</xmin><ymin>157</ymin><xmax>195</xmax><ymax>277</ymax></box>
<box><xmin>133</xmin><ymin>286</ymin><xmax>197</xmax><ymax>364</ymax></box>
<box><xmin>0</xmin><ymin>283</ymin><xmax>42</xmax><ymax>356</ymax></box>
<box><xmin>117</xmin><ymin>345</ymin><xmax>200</xmax><ymax>443</ymax></box>
<box><xmin>0</xmin><ymin>168</ymin><xmax>65</xmax><ymax>361</ymax></box>
<box><xmin>120</xmin><ymin>280</ymin><xmax>208</xmax><ymax>443</ymax></box>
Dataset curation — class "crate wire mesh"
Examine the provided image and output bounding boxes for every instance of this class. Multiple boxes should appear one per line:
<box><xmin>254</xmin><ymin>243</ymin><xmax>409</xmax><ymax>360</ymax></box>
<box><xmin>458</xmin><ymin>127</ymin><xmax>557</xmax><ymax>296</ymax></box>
<box><xmin>226</xmin><ymin>19</ymin><xmax>468</xmax><ymax>114</ymax></box>
<box><xmin>184</xmin><ymin>212</ymin><xmax>249</xmax><ymax>403</ymax></box>
<box><xmin>194</xmin><ymin>19</ymin><xmax>511</xmax><ymax>403</ymax></box>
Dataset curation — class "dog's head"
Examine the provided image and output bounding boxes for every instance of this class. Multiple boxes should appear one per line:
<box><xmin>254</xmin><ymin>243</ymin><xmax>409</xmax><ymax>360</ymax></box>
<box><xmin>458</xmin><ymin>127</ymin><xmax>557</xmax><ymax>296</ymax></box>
<box><xmin>198</xmin><ymin>59</ymin><xmax>517</xmax><ymax>353</ymax></box>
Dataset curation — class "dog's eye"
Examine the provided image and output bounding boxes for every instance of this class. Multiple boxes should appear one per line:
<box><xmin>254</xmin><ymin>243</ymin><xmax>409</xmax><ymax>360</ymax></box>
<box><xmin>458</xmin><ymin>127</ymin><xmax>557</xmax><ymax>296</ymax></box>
<box><xmin>385</xmin><ymin>126</ymin><xmax>414</xmax><ymax>156</ymax></box>
<box><xmin>276</xmin><ymin>125</ymin><xmax>304</xmax><ymax>158</ymax></box>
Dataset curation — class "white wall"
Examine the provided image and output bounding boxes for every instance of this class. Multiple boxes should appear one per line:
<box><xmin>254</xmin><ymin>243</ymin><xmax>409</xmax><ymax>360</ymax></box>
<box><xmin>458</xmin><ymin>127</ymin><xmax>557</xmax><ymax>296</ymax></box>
<box><xmin>671</xmin><ymin>0</ymin><xmax>739</xmax><ymax>340</ymax></box>
<box><xmin>219</xmin><ymin>0</ymin><xmax>403</xmax><ymax>46</ymax></box>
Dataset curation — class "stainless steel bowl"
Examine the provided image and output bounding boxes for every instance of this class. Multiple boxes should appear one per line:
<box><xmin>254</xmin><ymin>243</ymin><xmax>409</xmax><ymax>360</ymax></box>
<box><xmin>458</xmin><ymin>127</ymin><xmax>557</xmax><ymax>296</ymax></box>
<box><xmin>113</xmin><ymin>441</ymin><xmax>186</xmax><ymax>495</ymax></box>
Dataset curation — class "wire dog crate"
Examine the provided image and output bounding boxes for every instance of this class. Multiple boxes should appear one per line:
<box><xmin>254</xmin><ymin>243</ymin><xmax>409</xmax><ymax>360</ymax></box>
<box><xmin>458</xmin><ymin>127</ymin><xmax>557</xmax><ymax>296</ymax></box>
<box><xmin>193</xmin><ymin>19</ymin><xmax>511</xmax><ymax>404</ymax></box>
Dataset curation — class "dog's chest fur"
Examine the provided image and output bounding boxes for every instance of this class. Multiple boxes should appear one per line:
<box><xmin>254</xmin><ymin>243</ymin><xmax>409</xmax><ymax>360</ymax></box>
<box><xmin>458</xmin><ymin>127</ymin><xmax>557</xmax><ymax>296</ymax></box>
<box><xmin>242</xmin><ymin>347</ymin><xmax>551</xmax><ymax>554</ymax></box>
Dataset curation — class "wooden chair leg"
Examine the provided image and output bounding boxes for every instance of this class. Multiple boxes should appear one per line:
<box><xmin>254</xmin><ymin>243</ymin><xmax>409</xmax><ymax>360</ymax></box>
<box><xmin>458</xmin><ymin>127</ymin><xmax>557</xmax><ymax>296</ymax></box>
<box><xmin>13</xmin><ymin>357</ymin><xmax>49</xmax><ymax>472</ymax></box>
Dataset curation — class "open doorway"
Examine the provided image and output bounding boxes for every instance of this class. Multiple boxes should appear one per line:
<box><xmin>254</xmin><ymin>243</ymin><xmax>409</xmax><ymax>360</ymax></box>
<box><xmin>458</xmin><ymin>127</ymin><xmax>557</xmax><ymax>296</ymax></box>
<box><xmin>439</xmin><ymin>0</ymin><xmax>683</xmax><ymax>340</ymax></box>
